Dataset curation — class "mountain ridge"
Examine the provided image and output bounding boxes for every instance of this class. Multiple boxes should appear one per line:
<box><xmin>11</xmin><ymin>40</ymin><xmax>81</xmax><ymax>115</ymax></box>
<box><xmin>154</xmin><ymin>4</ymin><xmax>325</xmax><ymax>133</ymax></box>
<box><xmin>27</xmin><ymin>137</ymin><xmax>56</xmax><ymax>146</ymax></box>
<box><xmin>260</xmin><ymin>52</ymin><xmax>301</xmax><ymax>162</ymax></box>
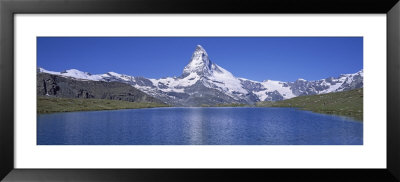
<box><xmin>38</xmin><ymin>45</ymin><xmax>363</xmax><ymax>106</ymax></box>
<box><xmin>37</xmin><ymin>72</ymin><xmax>165</xmax><ymax>104</ymax></box>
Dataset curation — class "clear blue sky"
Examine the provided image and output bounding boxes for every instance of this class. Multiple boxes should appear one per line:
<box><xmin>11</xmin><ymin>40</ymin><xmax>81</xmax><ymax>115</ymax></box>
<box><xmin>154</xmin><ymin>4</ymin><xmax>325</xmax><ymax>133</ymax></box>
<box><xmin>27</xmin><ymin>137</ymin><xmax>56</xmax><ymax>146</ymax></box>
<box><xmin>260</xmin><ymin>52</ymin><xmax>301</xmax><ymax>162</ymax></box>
<box><xmin>37</xmin><ymin>37</ymin><xmax>363</xmax><ymax>82</ymax></box>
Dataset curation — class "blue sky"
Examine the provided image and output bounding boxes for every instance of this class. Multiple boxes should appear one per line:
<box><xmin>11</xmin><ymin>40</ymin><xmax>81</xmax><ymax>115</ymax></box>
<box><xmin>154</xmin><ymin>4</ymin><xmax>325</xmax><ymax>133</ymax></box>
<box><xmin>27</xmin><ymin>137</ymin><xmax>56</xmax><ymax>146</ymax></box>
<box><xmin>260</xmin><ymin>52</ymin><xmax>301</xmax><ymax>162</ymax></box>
<box><xmin>37</xmin><ymin>37</ymin><xmax>363</xmax><ymax>82</ymax></box>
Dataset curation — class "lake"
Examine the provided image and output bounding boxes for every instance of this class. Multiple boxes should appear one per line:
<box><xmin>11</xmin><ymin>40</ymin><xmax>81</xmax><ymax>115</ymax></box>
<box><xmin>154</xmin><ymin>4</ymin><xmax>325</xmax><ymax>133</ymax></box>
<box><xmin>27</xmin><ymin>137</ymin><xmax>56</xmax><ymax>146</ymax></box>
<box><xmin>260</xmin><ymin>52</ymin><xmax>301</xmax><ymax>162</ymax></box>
<box><xmin>37</xmin><ymin>107</ymin><xmax>363</xmax><ymax>145</ymax></box>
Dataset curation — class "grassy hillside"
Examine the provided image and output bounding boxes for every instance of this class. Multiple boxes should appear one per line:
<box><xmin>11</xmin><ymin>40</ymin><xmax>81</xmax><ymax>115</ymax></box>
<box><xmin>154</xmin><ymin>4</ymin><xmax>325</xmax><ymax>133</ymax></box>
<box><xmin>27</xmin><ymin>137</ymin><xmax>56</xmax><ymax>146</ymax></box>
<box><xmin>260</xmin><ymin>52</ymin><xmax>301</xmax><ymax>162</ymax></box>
<box><xmin>37</xmin><ymin>96</ymin><xmax>169</xmax><ymax>114</ymax></box>
<box><xmin>256</xmin><ymin>88</ymin><xmax>363</xmax><ymax>121</ymax></box>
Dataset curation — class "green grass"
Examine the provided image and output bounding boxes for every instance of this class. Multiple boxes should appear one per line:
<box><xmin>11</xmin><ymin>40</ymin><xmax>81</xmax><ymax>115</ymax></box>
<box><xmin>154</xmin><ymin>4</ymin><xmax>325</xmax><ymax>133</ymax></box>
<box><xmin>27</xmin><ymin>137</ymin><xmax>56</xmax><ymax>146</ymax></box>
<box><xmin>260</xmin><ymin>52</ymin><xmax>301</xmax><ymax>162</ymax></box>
<box><xmin>37</xmin><ymin>96</ymin><xmax>169</xmax><ymax>114</ymax></box>
<box><xmin>256</xmin><ymin>88</ymin><xmax>363</xmax><ymax>121</ymax></box>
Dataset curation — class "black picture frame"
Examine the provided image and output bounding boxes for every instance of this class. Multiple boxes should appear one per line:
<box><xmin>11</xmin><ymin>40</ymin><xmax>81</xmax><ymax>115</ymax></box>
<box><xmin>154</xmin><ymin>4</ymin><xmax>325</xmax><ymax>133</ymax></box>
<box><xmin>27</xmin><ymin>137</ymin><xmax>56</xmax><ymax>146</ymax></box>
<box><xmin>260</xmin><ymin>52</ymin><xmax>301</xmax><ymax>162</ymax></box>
<box><xmin>1</xmin><ymin>0</ymin><xmax>399</xmax><ymax>181</ymax></box>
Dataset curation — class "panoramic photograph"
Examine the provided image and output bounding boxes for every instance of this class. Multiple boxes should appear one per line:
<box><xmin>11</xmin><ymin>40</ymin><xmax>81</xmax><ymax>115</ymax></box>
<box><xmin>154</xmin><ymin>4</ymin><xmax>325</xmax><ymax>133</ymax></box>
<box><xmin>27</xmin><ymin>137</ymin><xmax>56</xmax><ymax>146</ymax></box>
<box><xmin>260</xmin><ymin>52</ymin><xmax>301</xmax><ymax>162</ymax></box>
<box><xmin>37</xmin><ymin>37</ymin><xmax>363</xmax><ymax>145</ymax></box>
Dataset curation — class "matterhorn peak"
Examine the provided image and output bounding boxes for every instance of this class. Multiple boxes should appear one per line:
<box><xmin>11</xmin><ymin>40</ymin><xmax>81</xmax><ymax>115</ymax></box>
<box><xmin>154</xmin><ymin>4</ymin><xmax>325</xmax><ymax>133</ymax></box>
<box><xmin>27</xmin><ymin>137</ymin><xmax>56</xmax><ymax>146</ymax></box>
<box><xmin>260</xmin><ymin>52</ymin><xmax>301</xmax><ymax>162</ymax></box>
<box><xmin>182</xmin><ymin>45</ymin><xmax>215</xmax><ymax>76</ymax></box>
<box><xmin>192</xmin><ymin>44</ymin><xmax>209</xmax><ymax>59</ymax></box>
<box><xmin>194</xmin><ymin>45</ymin><xmax>207</xmax><ymax>54</ymax></box>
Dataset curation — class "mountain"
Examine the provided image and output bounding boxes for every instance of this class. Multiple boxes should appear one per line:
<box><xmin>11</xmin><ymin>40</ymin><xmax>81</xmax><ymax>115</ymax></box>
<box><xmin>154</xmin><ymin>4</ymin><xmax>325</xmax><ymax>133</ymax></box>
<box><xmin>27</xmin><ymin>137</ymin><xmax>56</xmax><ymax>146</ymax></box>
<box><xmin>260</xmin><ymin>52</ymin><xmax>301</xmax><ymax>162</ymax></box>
<box><xmin>240</xmin><ymin>69</ymin><xmax>363</xmax><ymax>101</ymax></box>
<box><xmin>37</xmin><ymin>72</ymin><xmax>164</xmax><ymax>104</ymax></box>
<box><xmin>38</xmin><ymin>45</ymin><xmax>363</xmax><ymax>106</ymax></box>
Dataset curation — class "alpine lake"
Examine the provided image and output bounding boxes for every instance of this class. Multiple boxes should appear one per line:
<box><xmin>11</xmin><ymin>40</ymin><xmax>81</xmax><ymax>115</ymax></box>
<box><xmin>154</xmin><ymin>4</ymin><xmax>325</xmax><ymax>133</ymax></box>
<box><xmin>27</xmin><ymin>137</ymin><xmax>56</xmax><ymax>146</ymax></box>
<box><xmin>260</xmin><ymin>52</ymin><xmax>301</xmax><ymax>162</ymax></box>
<box><xmin>37</xmin><ymin>107</ymin><xmax>363</xmax><ymax>145</ymax></box>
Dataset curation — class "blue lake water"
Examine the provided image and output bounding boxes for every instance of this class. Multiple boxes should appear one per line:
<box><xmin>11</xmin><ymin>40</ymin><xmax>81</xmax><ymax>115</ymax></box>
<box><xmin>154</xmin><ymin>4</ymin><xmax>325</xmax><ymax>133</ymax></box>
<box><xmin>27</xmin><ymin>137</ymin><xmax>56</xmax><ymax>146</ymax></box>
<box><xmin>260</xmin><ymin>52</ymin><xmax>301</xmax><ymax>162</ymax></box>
<box><xmin>37</xmin><ymin>107</ymin><xmax>363</xmax><ymax>145</ymax></box>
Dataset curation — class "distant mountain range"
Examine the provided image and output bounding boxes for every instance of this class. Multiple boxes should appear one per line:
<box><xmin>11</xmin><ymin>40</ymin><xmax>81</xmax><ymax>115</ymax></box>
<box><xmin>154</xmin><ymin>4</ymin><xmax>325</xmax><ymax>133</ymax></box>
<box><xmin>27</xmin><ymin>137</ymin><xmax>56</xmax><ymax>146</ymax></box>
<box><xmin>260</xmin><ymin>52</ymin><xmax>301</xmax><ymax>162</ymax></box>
<box><xmin>38</xmin><ymin>45</ymin><xmax>363</xmax><ymax>106</ymax></box>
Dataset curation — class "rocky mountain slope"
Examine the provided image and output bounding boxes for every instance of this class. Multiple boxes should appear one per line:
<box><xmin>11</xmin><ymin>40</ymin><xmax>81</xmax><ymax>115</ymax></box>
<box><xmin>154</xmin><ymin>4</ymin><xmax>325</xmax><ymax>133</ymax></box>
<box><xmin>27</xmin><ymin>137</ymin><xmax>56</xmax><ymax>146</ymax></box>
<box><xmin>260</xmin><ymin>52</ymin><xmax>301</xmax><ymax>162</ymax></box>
<box><xmin>37</xmin><ymin>72</ymin><xmax>164</xmax><ymax>104</ymax></box>
<box><xmin>38</xmin><ymin>45</ymin><xmax>363</xmax><ymax>106</ymax></box>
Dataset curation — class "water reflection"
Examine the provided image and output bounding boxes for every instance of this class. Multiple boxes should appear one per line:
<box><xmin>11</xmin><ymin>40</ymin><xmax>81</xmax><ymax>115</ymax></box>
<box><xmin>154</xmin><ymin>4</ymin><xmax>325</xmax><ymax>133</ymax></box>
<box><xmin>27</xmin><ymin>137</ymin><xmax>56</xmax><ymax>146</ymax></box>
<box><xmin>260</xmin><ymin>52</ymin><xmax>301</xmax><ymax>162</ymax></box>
<box><xmin>37</xmin><ymin>107</ymin><xmax>363</xmax><ymax>145</ymax></box>
<box><xmin>185</xmin><ymin>107</ymin><xmax>203</xmax><ymax>144</ymax></box>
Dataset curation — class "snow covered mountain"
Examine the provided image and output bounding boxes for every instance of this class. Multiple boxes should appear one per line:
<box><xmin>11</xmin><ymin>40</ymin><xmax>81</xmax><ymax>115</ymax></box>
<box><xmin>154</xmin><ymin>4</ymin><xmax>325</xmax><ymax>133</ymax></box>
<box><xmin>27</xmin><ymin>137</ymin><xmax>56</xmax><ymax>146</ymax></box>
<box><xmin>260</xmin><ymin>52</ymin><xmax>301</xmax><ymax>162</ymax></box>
<box><xmin>38</xmin><ymin>45</ymin><xmax>363</xmax><ymax>106</ymax></box>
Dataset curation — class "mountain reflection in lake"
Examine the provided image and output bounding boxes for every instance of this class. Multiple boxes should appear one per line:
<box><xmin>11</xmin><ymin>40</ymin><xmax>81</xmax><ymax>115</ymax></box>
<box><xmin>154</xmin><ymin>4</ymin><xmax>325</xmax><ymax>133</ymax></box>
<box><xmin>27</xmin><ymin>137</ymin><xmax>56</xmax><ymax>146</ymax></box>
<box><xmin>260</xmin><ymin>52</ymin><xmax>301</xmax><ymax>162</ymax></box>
<box><xmin>37</xmin><ymin>107</ymin><xmax>363</xmax><ymax>145</ymax></box>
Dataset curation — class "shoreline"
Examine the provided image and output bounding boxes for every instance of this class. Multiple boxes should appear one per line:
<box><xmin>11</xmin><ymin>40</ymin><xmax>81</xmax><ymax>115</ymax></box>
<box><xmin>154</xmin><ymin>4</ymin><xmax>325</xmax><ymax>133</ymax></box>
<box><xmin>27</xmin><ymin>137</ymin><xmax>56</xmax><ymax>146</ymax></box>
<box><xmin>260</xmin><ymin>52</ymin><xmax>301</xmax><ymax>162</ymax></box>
<box><xmin>38</xmin><ymin>102</ymin><xmax>362</xmax><ymax>122</ymax></box>
<box><xmin>37</xmin><ymin>106</ymin><xmax>171</xmax><ymax>115</ymax></box>
<box><xmin>38</xmin><ymin>89</ymin><xmax>363</xmax><ymax>122</ymax></box>
<box><xmin>260</xmin><ymin>106</ymin><xmax>363</xmax><ymax>122</ymax></box>
<box><xmin>37</xmin><ymin>97</ymin><xmax>169</xmax><ymax>114</ymax></box>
